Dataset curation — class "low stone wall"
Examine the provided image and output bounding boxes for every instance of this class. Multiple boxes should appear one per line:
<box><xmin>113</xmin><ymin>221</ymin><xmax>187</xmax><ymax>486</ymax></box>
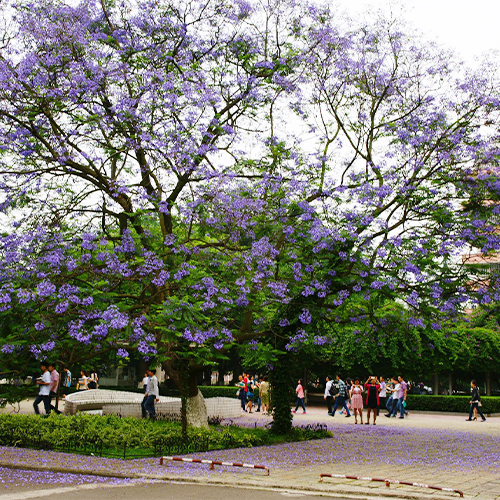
<box><xmin>103</xmin><ymin>396</ymin><xmax>241</xmax><ymax>419</ymax></box>
<box><xmin>64</xmin><ymin>389</ymin><xmax>175</xmax><ymax>415</ymax></box>
<box><xmin>64</xmin><ymin>389</ymin><xmax>241</xmax><ymax>419</ymax></box>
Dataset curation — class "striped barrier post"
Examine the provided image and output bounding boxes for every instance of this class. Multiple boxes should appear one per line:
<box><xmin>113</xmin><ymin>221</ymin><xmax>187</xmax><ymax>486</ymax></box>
<box><xmin>319</xmin><ymin>474</ymin><xmax>463</xmax><ymax>497</ymax></box>
<box><xmin>160</xmin><ymin>456</ymin><xmax>270</xmax><ymax>475</ymax></box>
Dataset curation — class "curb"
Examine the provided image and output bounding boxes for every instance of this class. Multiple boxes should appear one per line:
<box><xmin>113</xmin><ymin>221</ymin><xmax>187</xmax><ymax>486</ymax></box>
<box><xmin>0</xmin><ymin>461</ymin><xmax>466</xmax><ymax>500</ymax></box>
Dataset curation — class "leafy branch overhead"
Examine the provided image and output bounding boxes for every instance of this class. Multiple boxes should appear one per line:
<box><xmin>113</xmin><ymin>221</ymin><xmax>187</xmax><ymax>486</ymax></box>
<box><xmin>0</xmin><ymin>0</ymin><xmax>499</xmax><ymax>401</ymax></box>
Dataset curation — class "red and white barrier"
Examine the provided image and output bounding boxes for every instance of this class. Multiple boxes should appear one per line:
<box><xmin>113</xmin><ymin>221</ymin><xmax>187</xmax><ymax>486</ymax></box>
<box><xmin>160</xmin><ymin>456</ymin><xmax>270</xmax><ymax>475</ymax></box>
<box><xmin>319</xmin><ymin>474</ymin><xmax>463</xmax><ymax>497</ymax></box>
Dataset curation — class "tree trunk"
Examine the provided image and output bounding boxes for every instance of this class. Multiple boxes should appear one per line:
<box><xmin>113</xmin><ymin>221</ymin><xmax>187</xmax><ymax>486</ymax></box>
<box><xmin>163</xmin><ymin>361</ymin><xmax>209</xmax><ymax>431</ymax></box>
<box><xmin>270</xmin><ymin>351</ymin><xmax>294</xmax><ymax>435</ymax></box>
<box><xmin>448</xmin><ymin>373</ymin><xmax>453</xmax><ymax>396</ymax></box>
<box><xmin>486</xmin><ymin>371</ymin><xmax>491</xmax><ymax>396</ymax></box>
<box><xmin>433</xmin><ymin>373</ymin><xmax>439</xmax><ymax>396</ymax></box>
<box><xmin>186</xmin><ymin>368</ymin><xmax>208</xmax><ymax>429</ymax></box>
<box><xmin>186</xmin><ymin>389</ymin><xmax>208</xmax><ymax>429</ymax></box>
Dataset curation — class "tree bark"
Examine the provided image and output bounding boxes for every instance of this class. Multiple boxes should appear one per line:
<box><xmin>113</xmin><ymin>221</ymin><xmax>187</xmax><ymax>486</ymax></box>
<box><xmin>163</xmin><ymin>361</ymin><xmax>209</xmax><ymax>430</ymax></box>
<box><xmin>186</xmin><ymin>369</ymin><xmax>208</xmax><ymax>429</ymax></box>
<box><xmin>186</xmin><ymin>389</ymin><xmax>209</xmax><ymax>429</ymax></box>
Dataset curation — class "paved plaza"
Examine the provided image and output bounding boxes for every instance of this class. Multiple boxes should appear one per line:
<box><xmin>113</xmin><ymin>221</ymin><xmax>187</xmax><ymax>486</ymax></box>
<box><xmin>1</xmin><ymin>400</ymin><xmax>499</xmax><ymax>499</ymax></box>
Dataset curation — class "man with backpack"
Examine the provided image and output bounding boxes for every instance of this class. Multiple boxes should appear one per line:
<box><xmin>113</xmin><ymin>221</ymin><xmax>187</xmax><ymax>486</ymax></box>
<box><xmin>330</xmin><ymin>374</ymin><xmax>351</xmax><ymax>417</ymax></box>
<box><xmin>324</xmin><ymin>375</ymin><xmax>336</xmax><ymax>415</ymax></box>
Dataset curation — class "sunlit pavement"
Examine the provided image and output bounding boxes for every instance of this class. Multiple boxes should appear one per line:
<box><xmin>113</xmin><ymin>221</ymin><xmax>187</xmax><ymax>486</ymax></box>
<box><xmin>1</xmin><ymin>400</ymin><xmax>499</xmax><ymax>499</ymax></box>
<box><xmin>242</xmin><ymin>401</ymin><xmax>500</xmax><ymax>435</ymax></box>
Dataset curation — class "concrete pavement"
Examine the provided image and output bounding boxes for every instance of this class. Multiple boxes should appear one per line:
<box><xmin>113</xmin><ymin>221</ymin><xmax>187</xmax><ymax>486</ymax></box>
<box><xmin>1</xmin><ymin>399</ymin><xmax>499</xmax><ymax>499</ymax></box>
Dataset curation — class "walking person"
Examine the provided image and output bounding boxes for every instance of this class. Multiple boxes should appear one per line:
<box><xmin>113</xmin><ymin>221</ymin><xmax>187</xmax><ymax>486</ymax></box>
<box><xmin>466</xmin><ymin>380</ymin><xmax>486</xmax><ymax>422</ymax></box>
<box><xmin>141</xmin><ymin>372</ymin><xmax>150</xmax><ymax>418</ymax></box>
<box><xmin>61</xmin><ymin>367</ymin><xmax>71</xmax><ymax>398</ymax></box>
<box><xmin>33</xmin><ymin>361</ymin><xmax>51</xmax><ymax>415</ymax></box>
<box><xmin>385</xmin><ymin>377</ymin><xmax>400</xmax><ymax>418</ymax></box>
<box><xmin>340</xmin><ymin>378</ymin><xmax>352</xmax><ymax>415</ymax></box>
<box><xmin>324</xmin><ymin>376</ymin><xmax>335</xmax><ymax>415</ymax></box>
<box><xmin>385</xmin><ymin>378</ymin><xmax>394</xmax><ymax>413</ymax></box>
<box><xmin>349</xmin><ymin>378</ymin><xmax>364</xmax><ymax>424</ymax></box>
<box><xmin>331</xmin><ymin>374</ymin><xmax>351</xmax><ymax>417</ymax></box>
<box><xmin>292</xmin><ymin>378</ymin><xmax>306</xmax><ymax>414</ymax></box>
<box><xmin>378</xmin><ymin>376</ymin><xmax>386</xmax><ymax>416</ymax></box>
<box><xmin>364</xmin><ymin>376</ymin><xmax>380</xmax><ymax>425</ymax></box>
<box><xmin>236</xmin><ymin>375</ymin><xmax>246</xmax><ymax>411</ymax></box>
<box><xmin>47</xmin><ymin>363</ymin><xmax>62</xmax><ymax>415</ymax></box>
<box><xmin>255</xmin><ymin>376</ymin><xmax>262</xmax><ymax>412</ymax></box>
<box><xmin>243</xmin><ymin>371</ymin><xmax>250</xmax><ymax>410</ymax></box>
<box><xmin>77</xmin><ymin>370</ymin><xmax>89</xmax><ymax>390</ymax></box>
<box><xmin>259</xmin><ymin>376</ymin><xmax>270</xmax><ymax>415</ymax></box>
<box><xmin>88</xmin><ymin>370</ymin><xmax>99</xmax><ymax>389</ymax></box>
<box><xmin>397</xmin><ymin>376</ymin><xmax>408</xmax><ymax>418</ymax></box>
<box><xmin>144</xmin><ymin>368</ymin><xmax>159</xmax><ymax>419</ymax></box>
<box><xmin>246</xmin><ymin>375</ymin><xmax>256</xmax><ymax>413</ymax></box>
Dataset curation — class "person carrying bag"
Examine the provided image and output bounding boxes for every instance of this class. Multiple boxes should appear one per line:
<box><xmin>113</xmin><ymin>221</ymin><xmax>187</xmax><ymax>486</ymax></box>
<box><xmin>466</xmin><ymin>379</ymin><xmax>486</xmax><ymax>422</ymax></box>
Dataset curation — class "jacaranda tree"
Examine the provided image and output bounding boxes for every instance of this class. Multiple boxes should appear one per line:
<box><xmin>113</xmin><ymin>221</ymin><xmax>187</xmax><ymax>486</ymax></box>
<box><xmin>1</xmin><ymin>0</ymin><xmax>500</xmax><ymax>432</ymax></box>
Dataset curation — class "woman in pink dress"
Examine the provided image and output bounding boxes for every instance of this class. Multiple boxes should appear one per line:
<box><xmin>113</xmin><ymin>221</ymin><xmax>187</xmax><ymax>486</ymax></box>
<box><xmin>349</xmin><ymin>378</ymin><xmax>364</xmax><ymax>424</ymax></box>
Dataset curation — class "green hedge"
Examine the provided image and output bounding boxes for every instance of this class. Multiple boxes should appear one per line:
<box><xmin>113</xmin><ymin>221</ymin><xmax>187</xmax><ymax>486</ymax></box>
<box><xmin>0</xmin><ymin>413</ymin><xmax>330</xmax><ymax>458</ymax></box>
<box><xmin>0</xmin><ymin>413</ymin><xmax>262</xmax><ymax>453</ymax></box>
<box><xmin>406</xmin><ymin>395</ymin><xmax>500</xmax><ymax>414</ymax></box>
<box><xmin>199</xmin><ymin>386</ymin><xmax>251</xmax><ymax>398</ymax></box>
<box><xmin>98</xmin><ymin>385</ymin><xmax>143</xmax><ymax>394</ymax></box>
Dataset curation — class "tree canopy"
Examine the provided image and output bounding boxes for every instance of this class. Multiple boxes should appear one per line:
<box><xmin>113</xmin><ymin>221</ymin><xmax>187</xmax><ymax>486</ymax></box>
<box><xmin>1</xmin><ymin>0</ymin><xmax>500</xmax><ymax>428</ymax></box>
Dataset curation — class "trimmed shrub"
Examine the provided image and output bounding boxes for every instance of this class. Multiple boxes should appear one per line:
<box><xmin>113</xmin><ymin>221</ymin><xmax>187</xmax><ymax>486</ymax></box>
<box><xmin>406</xmin><ymin>395</ymin><xmax>500</xmax><ymax>414</ymax></box>
<box><xmin>98</xmin><ymin>385</ymin><xmax>143</xmax><ymax>394</ymax></box>
<box><xmin>0</xmin><ymin>413</ymin><xmax>329</xmax><ymax>458</ymax></box>
<box><xmin>199</xmin><ymin>385</ymin><xmax>251</xmax><ymax>398</ymax></box>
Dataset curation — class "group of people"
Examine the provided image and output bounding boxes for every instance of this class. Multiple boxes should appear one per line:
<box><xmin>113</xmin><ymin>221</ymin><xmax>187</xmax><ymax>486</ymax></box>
<box><xmin>33</xmin><ymin>362</ymin><xmax>487</xmax><ymax>424</ymax></box>
<box><xmin>319</xmin><ymin>374</ymin><xmax>409</xmax><ymax>424</ymax></box>
<box><xmin>75</xmin><ymin>369</ymin><xmax>99</xmax><ymax>391</ymax></box>
<box><xmin>236</xmin><ymin>373</ymin><xmax>270</xmax><ymax>414</ymax></box>
<box><xmin>33</xmin><ymin>361</ymin><xmax>98</xmax><ymax>415</ymax></box>
<box><xmin>33</xmin><ymin>361</ymin><xmax>62</xmax><ymax>416</ymax></box>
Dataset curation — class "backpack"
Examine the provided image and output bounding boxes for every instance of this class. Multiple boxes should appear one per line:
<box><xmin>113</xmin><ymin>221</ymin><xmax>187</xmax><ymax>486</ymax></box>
<box><xmin>328</xmin><ymin>382</ymin><xmax>337</xmax><ymax>397</ymax></box>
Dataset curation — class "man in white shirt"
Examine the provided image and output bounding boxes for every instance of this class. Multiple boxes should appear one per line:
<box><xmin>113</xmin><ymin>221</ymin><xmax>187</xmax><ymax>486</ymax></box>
<box><xmin>385</xmin><ymin>377</ymin><xmax>401</xmax><ymax>418</ymax></box>
<box><xmin>324</xmin><ymin>376</ymin><xmax>335</xmax><ymax>415</ymax></box>
<box><xmin>144</xmin><ymin>368</ymin><xmax>159</xmax><ymax>419</ymax></box>
<box><xmin>33</xmin><ymin>362</ymin><xmax>51</xmax><ymax>415</ymax></box>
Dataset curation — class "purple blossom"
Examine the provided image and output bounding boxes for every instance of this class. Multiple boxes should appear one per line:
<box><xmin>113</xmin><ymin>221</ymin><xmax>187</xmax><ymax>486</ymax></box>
<box><xmin>299</xmin><ymin>308</ymin><xmax>312</xmax><ymax>324</ymax></box>
<box><xmin>36</xmin><ymin>280</ymin><xmax>56</xmax><ymax>298</ymax></box>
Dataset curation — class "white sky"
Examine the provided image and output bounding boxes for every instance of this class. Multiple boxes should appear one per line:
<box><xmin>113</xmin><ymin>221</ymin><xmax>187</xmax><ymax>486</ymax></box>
<box><xmin>342</xmin><ymin>0</ymin><xmax>500</xmax><ymax>65</ymax></box>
